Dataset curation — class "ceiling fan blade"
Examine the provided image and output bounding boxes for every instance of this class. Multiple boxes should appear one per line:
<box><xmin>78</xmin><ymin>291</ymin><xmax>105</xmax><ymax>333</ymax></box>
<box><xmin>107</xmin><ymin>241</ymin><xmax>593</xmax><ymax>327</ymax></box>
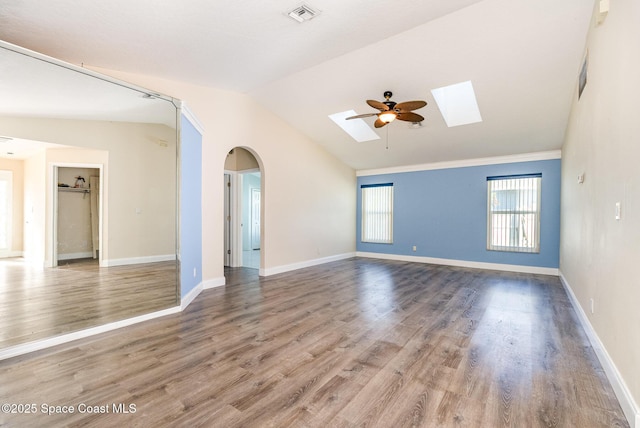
<box><xmin>367</xmin><ymin>100</ymin><xmax>389</xmax><ymax>111</ymax></box>
<box><xmin>396</xmin><ymin>112</ymin><xmax>425</xmax><ymax>122</ymax></box>
<box><xmin>395</xmin><ymin>100</ymin><xmax>427</xmax><ymax>112</ymax></box>
<box><xmin>345</xmin><ymin>113</ymin><xmax>378</xmax><ymax>120</ymax></box>
<box><xmin>374</xmin><ymin>118</ymin><xmax>388</xmax><ymax>128</ymax></box>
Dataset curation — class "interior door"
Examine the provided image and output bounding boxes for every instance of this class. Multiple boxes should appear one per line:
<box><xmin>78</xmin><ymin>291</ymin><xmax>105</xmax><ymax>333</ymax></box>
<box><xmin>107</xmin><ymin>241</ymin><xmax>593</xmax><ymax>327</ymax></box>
<box><xmin>251</xmin><ymin>188</ymin><xmax>260</xmax><ymax>250</ymax></box>
<box><xmin>224</xmin><ymin>174</ymin><xmax>231</xmax><ymax>266</ymax></box>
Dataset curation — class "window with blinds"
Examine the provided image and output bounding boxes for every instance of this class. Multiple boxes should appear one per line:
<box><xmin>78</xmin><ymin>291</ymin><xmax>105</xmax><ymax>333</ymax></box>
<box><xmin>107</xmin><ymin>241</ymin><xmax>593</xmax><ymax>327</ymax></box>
<box><xmin>487</xmin><ymin>174</ymin><xmax>541</xmax><ymax>253</ymax></box>
<box><xmin>361</xmin><ymin>183</ymin><xmax>393</xmax><ymax>244</ymax></box>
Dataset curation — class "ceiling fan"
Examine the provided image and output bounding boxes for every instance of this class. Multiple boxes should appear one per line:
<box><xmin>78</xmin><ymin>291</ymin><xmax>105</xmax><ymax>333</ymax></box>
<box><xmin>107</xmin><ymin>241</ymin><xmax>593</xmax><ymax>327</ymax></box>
<box><xmin>346</xmin><ymin>91</ymin><xmax>427</xmax><ymax>128</ymax></box>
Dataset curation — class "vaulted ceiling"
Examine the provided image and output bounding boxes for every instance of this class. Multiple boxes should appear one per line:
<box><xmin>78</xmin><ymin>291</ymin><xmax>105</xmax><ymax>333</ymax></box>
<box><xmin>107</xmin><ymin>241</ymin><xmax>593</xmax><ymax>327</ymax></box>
<box><xmin>0</xmin><ymin>0</ymin><xmax>594</xmax><ymax>170</ymax></box>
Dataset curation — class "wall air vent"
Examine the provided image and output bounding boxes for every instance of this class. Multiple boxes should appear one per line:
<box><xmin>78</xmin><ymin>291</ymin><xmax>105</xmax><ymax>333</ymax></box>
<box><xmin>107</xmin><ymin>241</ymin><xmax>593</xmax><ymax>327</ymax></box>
<box><xmin>287</xmin><ymin>4</ymin><xmax>319</xmax><ymax>23</ymax></box>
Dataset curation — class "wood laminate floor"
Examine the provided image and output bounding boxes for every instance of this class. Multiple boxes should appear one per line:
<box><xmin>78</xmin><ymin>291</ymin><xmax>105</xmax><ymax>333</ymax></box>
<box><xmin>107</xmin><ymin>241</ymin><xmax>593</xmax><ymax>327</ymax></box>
<box><xmin>0</xmin><ymin>258</ymin><xmax>629</xmax><ymax>427</ymax></box>
<box><xmin>0</xmin><ymin>258</ymin><xmax>178</xmax><ymax>348</ymax></box>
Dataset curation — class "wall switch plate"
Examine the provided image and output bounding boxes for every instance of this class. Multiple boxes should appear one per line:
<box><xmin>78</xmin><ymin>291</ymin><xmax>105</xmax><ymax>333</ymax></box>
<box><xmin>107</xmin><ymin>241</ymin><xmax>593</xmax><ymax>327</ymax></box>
<box><xmin>615</xmin><ymin>202</ymin><xmax>621</xmax><ymax>220</ymax></box>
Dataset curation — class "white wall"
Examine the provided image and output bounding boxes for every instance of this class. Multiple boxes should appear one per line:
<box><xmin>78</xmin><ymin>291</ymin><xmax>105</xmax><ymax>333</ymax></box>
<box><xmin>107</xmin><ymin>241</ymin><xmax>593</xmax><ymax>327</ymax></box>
<box><xmin>22</xmin><ymin>152</ymin><xmax>46</xmax><ymax>264</ymax></box>
<box><xmin>560</xmin><ymin>0</ymin><xmax>640</xmax><ymax>421</ymax></box>
<box><xmin>89</xmin><ymin>67</ymin><xmax>357</xmax><ymax>283</ymax></box>
<box><xmin>0</xmin><ymin>158</ymin><xmax>24</xmax><ymax>255</ymax></box>
<box><xmin>0</xmin><ymin>117</ymin><xmax>177</xmax><ymax>264</ymax></box>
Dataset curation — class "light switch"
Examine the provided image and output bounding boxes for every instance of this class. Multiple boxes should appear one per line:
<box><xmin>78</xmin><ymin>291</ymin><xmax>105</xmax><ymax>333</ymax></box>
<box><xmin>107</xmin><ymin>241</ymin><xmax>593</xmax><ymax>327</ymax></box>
<box><xmin>615</xmin><ymin>202</ymin><xmax>621</xmax><ymax>220</ymax></box>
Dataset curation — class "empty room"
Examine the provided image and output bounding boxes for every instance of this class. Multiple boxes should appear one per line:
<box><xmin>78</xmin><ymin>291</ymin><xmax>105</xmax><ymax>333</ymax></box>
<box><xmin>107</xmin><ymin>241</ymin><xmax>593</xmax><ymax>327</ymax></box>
<box><xmin>0</xmin><ymin>0</ymin><xmax>638</xmax><ymax>427</ymax></box>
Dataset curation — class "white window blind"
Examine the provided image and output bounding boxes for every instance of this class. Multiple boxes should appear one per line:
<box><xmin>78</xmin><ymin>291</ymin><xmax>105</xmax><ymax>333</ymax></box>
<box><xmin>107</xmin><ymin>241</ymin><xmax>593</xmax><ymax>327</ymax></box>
<box><xmin>487</xmin><ymin>174</ymin><xmax>541</xmax><ymax>253</ymax></box>
<box><xmin>361</xmin><ymin>183</ymin><xmax>393</xmax><ymax>244</ymax></box>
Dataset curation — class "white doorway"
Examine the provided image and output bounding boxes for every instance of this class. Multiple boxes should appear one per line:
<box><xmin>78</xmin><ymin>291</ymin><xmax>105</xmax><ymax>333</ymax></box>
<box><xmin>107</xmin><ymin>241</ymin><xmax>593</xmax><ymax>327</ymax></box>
<box><xmin>242</xmin><ymin>172</ymin><xmax>261</xmax><ymax>269</ymax></box>
<box><xmin>223</xmin><ymin>147</ymin><xmax>262</xmax><ymax>271</ymax></box>
<box><xmin>51</xmin><ymin>163</ymin><xmax>103</xmax><ymax>267</ymax></box>
<box><xmin>251</xmin><ymin>187</ymin><xmax>260</xmax><ymax>250</ymax></box>
<box><xmin>223</xmin><ymin>173</ymin><xmax>231</xmax><ymax>266</ymax></box>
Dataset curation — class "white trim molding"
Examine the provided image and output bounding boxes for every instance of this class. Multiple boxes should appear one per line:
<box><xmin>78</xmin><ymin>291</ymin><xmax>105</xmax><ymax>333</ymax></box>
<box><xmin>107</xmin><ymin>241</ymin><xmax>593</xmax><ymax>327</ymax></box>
<box><xmin>260</xmin><ymin>252</ymin><xmax>356</xmax><ymax>277</ymax></box>
<box><xmin>559</xmin><ymin>272</ymin><xmax>639</xmax><ymax>428</ymax></box>
<box><xmin>1</xmin><ymin>274</ymin><xmax>224</xmax><ymax>361</ymax></box>
<box><xmin>181</xmin><ymin>281</ymin><xmax>203</xmax><ymax>310</ymax></box>
<box><xmin>180</xmin><ymin>101</ymin><xmax>205</xmax><ymax>135</ymax></box>
<box><xmin>357</xmin><ymin>150</ymin><xmax>562</xmax><ymax>177</ymax></box>
<box><xmin>57</xmin><ymin>252</ymin><xmax>94</xmax><ymax>261</ymax></box>
<box><xmin>103</xmin><ymin>254</ymin><xmax>175</xmax><ymax>267</ymax></box>
<box><xmin>356</xmin><ymin>252</ymin><xmax>559</xmax><ymax>276</ymax></box>
<box><xmin>0</xmin><ymin>306</ymin><xmax>181</xmax><ymax>362</ymax></box>
<box><xmin>203</xmin><ymin>276</ymin><xmax>226</xmax><ymax>290</ymax></box>
<box><xmin>0</xmin><ymin>250</ymin><xmax>23</xmax><ymax>258</ymax></box>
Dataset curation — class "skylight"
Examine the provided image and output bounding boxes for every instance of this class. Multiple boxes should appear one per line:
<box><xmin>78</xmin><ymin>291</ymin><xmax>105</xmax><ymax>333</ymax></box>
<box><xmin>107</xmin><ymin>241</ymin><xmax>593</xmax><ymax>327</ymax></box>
<box><xmin>329</xmin><ymin>110</ymin><xmax>380</xmax><ymax>142</ymax></box>
<box><xmin>431</xmin><ymin>81</ymin><xmax>482</xmax><ymax>127</ymax></box>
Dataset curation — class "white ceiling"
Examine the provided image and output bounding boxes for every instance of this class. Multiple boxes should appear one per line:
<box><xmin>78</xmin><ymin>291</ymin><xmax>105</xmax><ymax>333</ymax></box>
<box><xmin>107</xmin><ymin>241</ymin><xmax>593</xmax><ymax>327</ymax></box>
<box><xmin>0</xmin><ymin>45</ymin><xmax>177</xmax><ymax>125</ymax></box>
<box><xmin>0</xmin><ymin>0</ymin><xmax>594</xmax><ymax>170</ymax></box>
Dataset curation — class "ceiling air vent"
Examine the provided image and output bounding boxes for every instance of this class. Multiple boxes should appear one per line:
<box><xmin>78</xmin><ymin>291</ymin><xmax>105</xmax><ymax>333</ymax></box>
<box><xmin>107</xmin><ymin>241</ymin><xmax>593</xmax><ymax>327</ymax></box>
<box><xmin>287</xmin><ymin>4</ymin><xmax>319</xmax><ymax>23</ymax></box>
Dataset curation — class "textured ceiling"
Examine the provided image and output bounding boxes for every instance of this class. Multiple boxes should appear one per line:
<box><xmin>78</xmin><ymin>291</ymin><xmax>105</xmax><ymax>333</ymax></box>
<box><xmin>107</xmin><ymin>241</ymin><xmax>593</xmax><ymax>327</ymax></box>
<box><xmin>0</xmin><ymin>0</ymin><xmax>595</xmax><ymax>170</ymax></box>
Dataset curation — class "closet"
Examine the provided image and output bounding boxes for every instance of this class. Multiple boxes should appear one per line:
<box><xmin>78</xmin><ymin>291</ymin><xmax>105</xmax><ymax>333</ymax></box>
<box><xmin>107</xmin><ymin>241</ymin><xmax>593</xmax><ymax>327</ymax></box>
<box><xmin>56</xmin><ymin>167</ymin><xmax>100</xmax><ymax>262</ymax></box>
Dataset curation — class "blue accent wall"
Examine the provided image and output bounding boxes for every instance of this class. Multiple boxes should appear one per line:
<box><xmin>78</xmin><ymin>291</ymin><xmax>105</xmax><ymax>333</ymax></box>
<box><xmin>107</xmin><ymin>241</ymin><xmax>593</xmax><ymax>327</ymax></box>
<box><xmin>180</xmin><ymin>114</ymin><xmax>203</xmax><ymax>299</ymax></box>
<box><xmin>357</xmin><ymin>159</ymin><xmax>561</xmax><ymax>268</ymax></box>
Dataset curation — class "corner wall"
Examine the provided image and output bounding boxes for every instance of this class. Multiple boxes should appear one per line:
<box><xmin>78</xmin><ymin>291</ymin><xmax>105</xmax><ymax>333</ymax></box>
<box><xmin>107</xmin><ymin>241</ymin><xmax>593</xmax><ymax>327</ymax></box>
<box><xmin>179</xmin><ymin>111</ymin><xmax>203</xmax><ymax>299</ymax></box>
<box><xmin>560</xmin><ymin>0</ymin><xmax>640</xmax><ymax>424</ymax></box>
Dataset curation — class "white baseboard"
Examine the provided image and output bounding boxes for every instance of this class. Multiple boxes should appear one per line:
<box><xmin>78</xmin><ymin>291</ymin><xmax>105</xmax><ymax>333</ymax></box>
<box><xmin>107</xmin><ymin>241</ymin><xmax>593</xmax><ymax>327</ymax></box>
<box><xmin>181</xmin><ymin>281</ymin><xmax>203</xmax><ymax>310</ymax></box>
<box><xmin>0</xmin><ymin>306</ymin><xmax>181</xmax><ymax>362</ymax></box>
<box><xmin>260</xmin><ymin>252</ymin><xmax>356</xmax><ymax>277</ymax></box>
<box><xmin>103</xmin><ymin>254</ymin><xmax>175</xmax><ymax>267</ymax></box>
<box><xmin>356</xmin><ymin>252</ymin><xmax>559</xmax><ymax>276</ymax></box>
<box><xmin>1</xmin><ymin>275</ymin><xmax>223</xmax><ymax>360</ymax></box>
<box><xmin>174</xmin><ymin>274</ymin><xmax>229</xmax><ymax>311</ymax></box>
<box><xmin>0</xmin><ymin>250</ymin><xmax>23</xmax><ymax>258</ymax></box>
<box><xmin>559</xmin><ymin>272</ymin><xmax>639</xmax><ymax>428</ymax></box>
<box><xmin>58</xmin><ymin>251</ymin><xmax>93</xmax><ymax>261</ymax></box>
<box><xmin>203</xmin><ymin>276</ymin><xmax>226</xmax><ymax>290</ymax></box>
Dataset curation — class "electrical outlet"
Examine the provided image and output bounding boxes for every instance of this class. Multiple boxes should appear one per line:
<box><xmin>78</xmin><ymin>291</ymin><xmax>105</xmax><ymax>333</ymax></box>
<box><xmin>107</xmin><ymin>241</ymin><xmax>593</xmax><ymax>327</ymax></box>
<box><xmin>412</xmin><ymin>245</ymin><xmax>417</xmax><ymax>252</ymax></box>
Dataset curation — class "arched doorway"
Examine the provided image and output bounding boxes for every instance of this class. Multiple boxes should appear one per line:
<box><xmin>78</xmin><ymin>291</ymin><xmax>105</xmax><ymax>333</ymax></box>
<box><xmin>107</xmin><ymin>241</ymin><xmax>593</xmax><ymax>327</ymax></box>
<box><xmin>223</xmin><ymin>147</ymin><xmax>263</xmax><ymax>272</ymax></box>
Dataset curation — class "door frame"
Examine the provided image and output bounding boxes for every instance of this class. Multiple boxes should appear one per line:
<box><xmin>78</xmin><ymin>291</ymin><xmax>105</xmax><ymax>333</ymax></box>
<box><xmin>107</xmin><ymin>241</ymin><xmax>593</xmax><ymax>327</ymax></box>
<box><xmin>250</xmin><ymin>187</ymin><xmax>261</xmax><ymax>250</ymax></box>
<box><xmin>224</xmin><ymin>169</ymin><xmax>243</xmax><ymax>267</ymax></box>
<box><xmin>224</xmin><ymin>168</ymin><xmax>263</xmax><ymax>268</ymax></box>
<box><xmin>49</xmin><ymin>162</ymin><xmax>104</xmax><ymax>268</ymax></box>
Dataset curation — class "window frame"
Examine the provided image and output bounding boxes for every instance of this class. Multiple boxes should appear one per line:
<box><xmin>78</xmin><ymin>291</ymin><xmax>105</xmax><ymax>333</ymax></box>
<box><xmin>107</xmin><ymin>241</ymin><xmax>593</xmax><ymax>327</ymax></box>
<box><xmin>361</xmin><ymin>183</ymin><xmax>393</xmax><ymax>244</ymax></box>
<box><xmin>486</xmin><ymin>174</ymin><xmax>541</xmax><ymax>253</ymax></box>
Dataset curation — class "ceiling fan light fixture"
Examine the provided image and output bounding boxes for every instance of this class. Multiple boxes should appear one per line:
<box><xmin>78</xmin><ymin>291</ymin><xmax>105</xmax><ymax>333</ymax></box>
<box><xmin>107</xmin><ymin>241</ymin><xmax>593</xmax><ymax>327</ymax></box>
<box><xmin>379</xmin><ymin>112</ymin><xmax>397</xmax><ymax>123</ymax></box>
